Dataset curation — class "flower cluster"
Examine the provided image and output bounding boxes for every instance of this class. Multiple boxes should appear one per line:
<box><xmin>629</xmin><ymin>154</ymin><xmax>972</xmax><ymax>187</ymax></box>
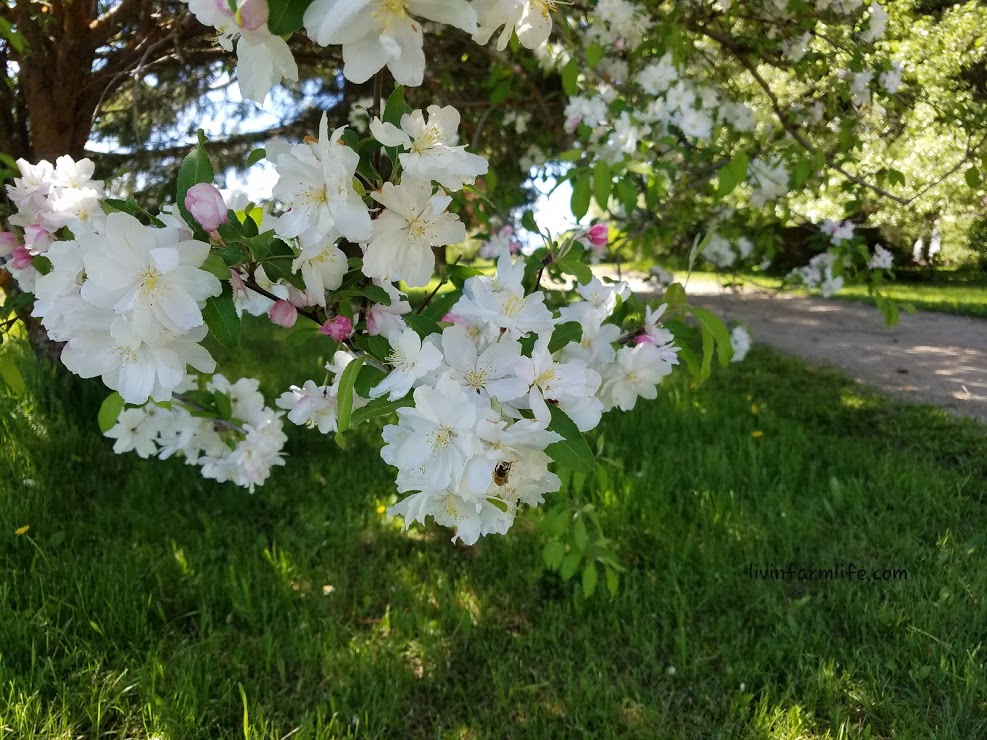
<box><xmin>2</xmin><ymin>157</ymin><xmax>223</xmax><ymax>405</ymax></box>
<box><xmin>276</xmin><ymin>246</ymin><xmax>679</xmax><ymax>543</ymax></box>
<box><xmin>104</xmin><ymin>374</ymin><xmax>287</xmax><ymax>491</ymax></box>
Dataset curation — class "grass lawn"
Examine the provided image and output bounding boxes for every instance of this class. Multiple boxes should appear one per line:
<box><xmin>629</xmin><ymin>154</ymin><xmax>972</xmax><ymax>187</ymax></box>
<box><xmin>2</xmin><ymin>330</ymin><xmax>987</xmax><ymax>738</ymax></box>
<box><xmin>636</xmin><ymin>267</ymin><xmax>987</xmax><ymax>319</ymax></box>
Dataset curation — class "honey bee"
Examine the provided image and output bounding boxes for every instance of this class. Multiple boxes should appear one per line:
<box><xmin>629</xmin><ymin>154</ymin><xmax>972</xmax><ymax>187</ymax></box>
<box><xmin>492</xmin><ymin>461</ymin><xmax>513</xmax><ymax>487</ymax></box>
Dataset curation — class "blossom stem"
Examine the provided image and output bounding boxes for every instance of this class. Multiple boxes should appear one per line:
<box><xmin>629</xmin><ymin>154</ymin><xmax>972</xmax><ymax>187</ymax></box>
<box><xmin>242</xmin><ymin>276</ymin><xmax>322</xmax><ymax>325</ymax></box>
<box><xmin>173</xmin><ymin>394</ymin><xmax>246</xmax><ymax>434</ymax></box>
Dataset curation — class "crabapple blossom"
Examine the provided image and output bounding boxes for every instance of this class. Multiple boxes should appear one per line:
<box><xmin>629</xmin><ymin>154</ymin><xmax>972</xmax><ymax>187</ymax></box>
<box><xmin>362</xmin><ymin>179</ymin><xmax>466</xmax><ymax>287</ymax></box>
<box><xmin>268</xmin><ymin>299</ymin><xmax>298</xmax><ymax>328</ymax></box>
<box><xmin>369</xmin><ymin>105</ymin><xmax>488</xmax><ymax>190</ymax></box>
<box><xmin>304</xmin><ymin>0</ymin><xmax>477</xmax><ymax>86</ymax></box>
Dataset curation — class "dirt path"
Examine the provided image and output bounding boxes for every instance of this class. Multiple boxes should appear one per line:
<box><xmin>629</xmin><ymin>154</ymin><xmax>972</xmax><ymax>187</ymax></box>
<box><xmin>600</xmin><ymin>269</ymin><xmax>987</xmax><ymax>425</ymax></box>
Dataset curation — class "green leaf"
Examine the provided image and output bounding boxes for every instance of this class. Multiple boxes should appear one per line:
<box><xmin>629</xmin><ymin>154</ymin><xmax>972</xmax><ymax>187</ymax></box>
<box><xmin>556</xmin><ymin>253</ymin><xmax>593</xmax><ymax>285</ymax></box>
<box><xmin>570</xmin><ymin>171</ymin><xmax>591</xmax><ymax>221</ymax></box>
<box><xmin>383</xmin><ymin>85</ymin><xmax>410</xmax><ymax>126</ymax></box>
<box><xmin>561</xmin><ymin>58</ymin><xmax>580</xmax><ymax>96</ymax></box>
<box><xmin>886</xmin><ymin>169</ymin><xmax>906</xmax><ymax>187</ymax></box>
<box><xmin>548</xmin><ymin>321</ymin><xmax>583</xmax><ymax>353</ymax></box>
<box><xmin>102</xmin><ymin>198</ymin><xmax>164</xmax><ymax>227</ymax></box>
<box><xmin>176</xmin><ymin>130</ymin><xmax>215</xmax><ymax>225</ymax></box>
<box><xmin>542</xmin><ymin>541</ymin><xmax>565</xmax><ymax>569</ymax></box>
<box><xmin>593</xmin><ymin>161</ymin><xmax>611</xmax><ymax>210</ymax></box>
<box><xmin>545</xmin><ymin>405</ymin><xmax>595</xmax><ymax>473</ymax></box>
<box><xmin>245</xmin><ymin>148</ymin><xmax>266</xmax><ymax>167</ymax></box>
<box><xmin>335</xmin><ymin>356</ymin><xmax>366</xmax><ymax>435</ymax></box>
<box><xmin>573</xmin><ymin>517</ymin><xmax>588</xmax><ymax>552</ymax></box>
<box><xmin>266</xmin><ymin>0</ymin><xmax>309</xmax><ymax>34</ymax></box>
<box><xmin>560</xmin><ymin>552</ymin><xmax>582</xmax><ymax>582</ymax></box>
<box><xmin>582</xmin><ymin>562</ymin><xmax>598</xmax><ymax>597</ymax></box>
<box><xmin>689</xmin><ymin>306</ymin><xmax>733</xmax><ymax>366</ymax></box>
<box><xmin>586</xmin><ymin>43</ymin><xmax>605</xmax><ymax>67</ymax></box>
<box><xmin>353</xmin><ymin>364</ymin><xmax>386</xmax><ymax>398</ymax></box>
<box><xmin>403</xmin><ymin>313</ymin><xmax>442</xmax><ymax>339</ymax></box>
<box><xmin>793</xmin><ymin>158</ymin><xmax>813</xmax><ymax>188</ymax></box>
<box><xmin>202</xmin><ymin>294</ymin><xmax>240</xmax><ymax>348</ymax></box>
<box><xmin>521</xmin><ymin>209</ymin><xmax>539</xmax><ymax>233</ymax></box>
<box><xmin>717</xmin><ymin>151</ymin><xmax>749</xmax><ymax>198</ymax></box>
<box><xmin>350</xmin><ymin>395</ymin><xmax>412</xmax><ymax>427</ymax></box>
<box><xmin>202</xmin><ymin>253</ymin><xmax>232</xmax><ymax>280</ymax></box>
<box><xmin>605</xmin><ymin>566</ymin><xmax>619</xmax><ymax>596</ymax></box>
<box><xmin>97</xmin><ymin>392</ymin><xmax>125</xmax><ymax>433</ymax></box>
<box><xmin>965</xmin><ymin>166</ymin><xmax>981</xmax><ymax>189</ymax></box>
<box><xmin>213</xmin><ymin>391</ymin><xmax>233</xmax><ymax>421</ymax></box>
<box><xmin>0</xmin><ymin>355</ymin><xmax>25</xmax><ymax>396</ymax></box>
<box><xmin>358</xmin><ymin>283</ymin><xmax>392</xmax><ymax>306</ymax></box>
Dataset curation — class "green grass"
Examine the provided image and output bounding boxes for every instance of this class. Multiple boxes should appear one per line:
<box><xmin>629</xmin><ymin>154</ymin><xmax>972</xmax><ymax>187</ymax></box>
<box><xmin>643</xmin><ymin>267</ymin><xmax>987</xmax><ymax>319</ymax></box>
<box><xmin>2</xmin><ymin>329</ymin><xmax>987</xmax><ymax>738</ymax></box>
<box><xmin>832</xmin><ymin>280</ymin><xmax>987</xmax><ymax>319</ymax></box>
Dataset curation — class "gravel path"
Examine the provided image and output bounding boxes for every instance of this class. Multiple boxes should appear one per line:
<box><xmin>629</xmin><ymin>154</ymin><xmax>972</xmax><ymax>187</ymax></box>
<box><xmin>601</xmin><ymin>269</ymin><xmax>987</xmax><ymax>425</ymax></box>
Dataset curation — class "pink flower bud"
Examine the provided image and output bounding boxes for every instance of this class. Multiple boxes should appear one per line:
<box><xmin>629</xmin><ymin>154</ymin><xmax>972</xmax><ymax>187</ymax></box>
<box><xmin>11</xmin><ymin>244</ymin><xmax>33</xmax><ymax>270</ymax></box>
<box><xmin>633</xmin><ymin>334</ymin><xmax>654</xmax><ymax>346</ymax></box>
<box><xmin>441</xmin><ymin>312</ymin><xmax>460</xmax><ymax>324</ymax></box>
<box><xmin>0</xmin><ymin>231</ymin><xmax>17</xmax><ymax>258</ymax></box>
<box><xmin>236</xmin><ymin>0</ymin><xmax>268</xmax><ymax>30</ymax></box>
<box><xmin>286</xmin><ymin>285</ymin><xmax>308</xmax><ymax>308</ymax></box>
<box><xmin>268</xmin><ymin>299</ymin><xmax>297</xmax><ymax>328</ymax></box>
<box><xmin>585</xmin><ymin>223</ymin><xmax>609</xmax><ymax>248</ymax></box>
<box><xmin>320</xmin><ymin>315</ymin><xmax>353</xmax><ymax>341</ymax></box>
<box><xmin>184</xmin><ymin>183</ymin><xmax>228</xmax><ymax>232</ymax></box>
<box><xmin>23</xmin><ymin>224</ymin><xmax>51</xmax><ymax>253</ymax></box>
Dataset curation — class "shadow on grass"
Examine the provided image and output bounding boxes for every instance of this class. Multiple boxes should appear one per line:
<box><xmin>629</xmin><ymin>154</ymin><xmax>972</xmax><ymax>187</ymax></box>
<box><xmin>2</xmin><ymin>343</ymin><xmax>986</xmax><ymax>738</ymax></box>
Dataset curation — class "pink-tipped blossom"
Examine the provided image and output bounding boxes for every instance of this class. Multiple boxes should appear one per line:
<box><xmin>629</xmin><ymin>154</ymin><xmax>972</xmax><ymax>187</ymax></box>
<box><xmin>184</xmin><ymin>183</ymin><xmax>228</xmax><ymax>232</ymax></box>
<box><xmin>268</xmin><ymin>299</ymin><xmax>297</xmax><ymax>328</ymax></box>
<box><xmin>237</xmin><ymin>0</ymin><xmax>269</xmax><ymax>30</ymax></box>
<box><xmin>286</xmin><ymin>285</ymin><xmax>308</xmax><ymax>308</ymax></box>
<box><xmin>11</xmin><ymin>244</ymin><xmax>33</xmax><ymax>270</ymax></box>
<box><xmin>633</xmin><ymin>334</ymin><xmax>654</xmax><ymax>345</ymax></box>
<box><xmin>23</xmin><ymin>224</ymin><xmax>52</xmax><ymax>253</ymax></box>
<box><xmin>320</xmin><ymin>315</ymin><xmax>353</xmax><ymax>341</ymax></box>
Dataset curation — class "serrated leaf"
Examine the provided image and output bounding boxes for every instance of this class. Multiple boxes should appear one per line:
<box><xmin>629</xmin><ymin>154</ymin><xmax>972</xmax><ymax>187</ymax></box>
<box><xmin>202</xmin><ymin>294</ymin><xmax>240</xmax><ymax>348</ymax></box>
<box><xmin>582</xmin><ymin>562</ymin><xmax>598</xmax><ymax>597</ymax></box>
<box><xmin>545</xmin><ymin>405</ymin><xmax>595</xmax><ymax>473</ymax></box>
<box><xmin>548</xmin><ymin>321</ymin><xmax>583</xmax><ymax>353</ymax></box>
<box><xmin>335</xmin><ymin>356</ymin><xmax>366</xmax><ymax>435</ymax></box>
<box><xmin>97</xmin><ymin>392</ymin><xmax>125</xmax><ymax>433</ymax></box>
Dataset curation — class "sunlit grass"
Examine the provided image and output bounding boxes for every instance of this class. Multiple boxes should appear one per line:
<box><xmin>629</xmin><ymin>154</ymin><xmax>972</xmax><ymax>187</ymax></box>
<box><xmin>2</xmin><ymin>334</ymin><xmax>987</xmax><ymax>737</ymax></box>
